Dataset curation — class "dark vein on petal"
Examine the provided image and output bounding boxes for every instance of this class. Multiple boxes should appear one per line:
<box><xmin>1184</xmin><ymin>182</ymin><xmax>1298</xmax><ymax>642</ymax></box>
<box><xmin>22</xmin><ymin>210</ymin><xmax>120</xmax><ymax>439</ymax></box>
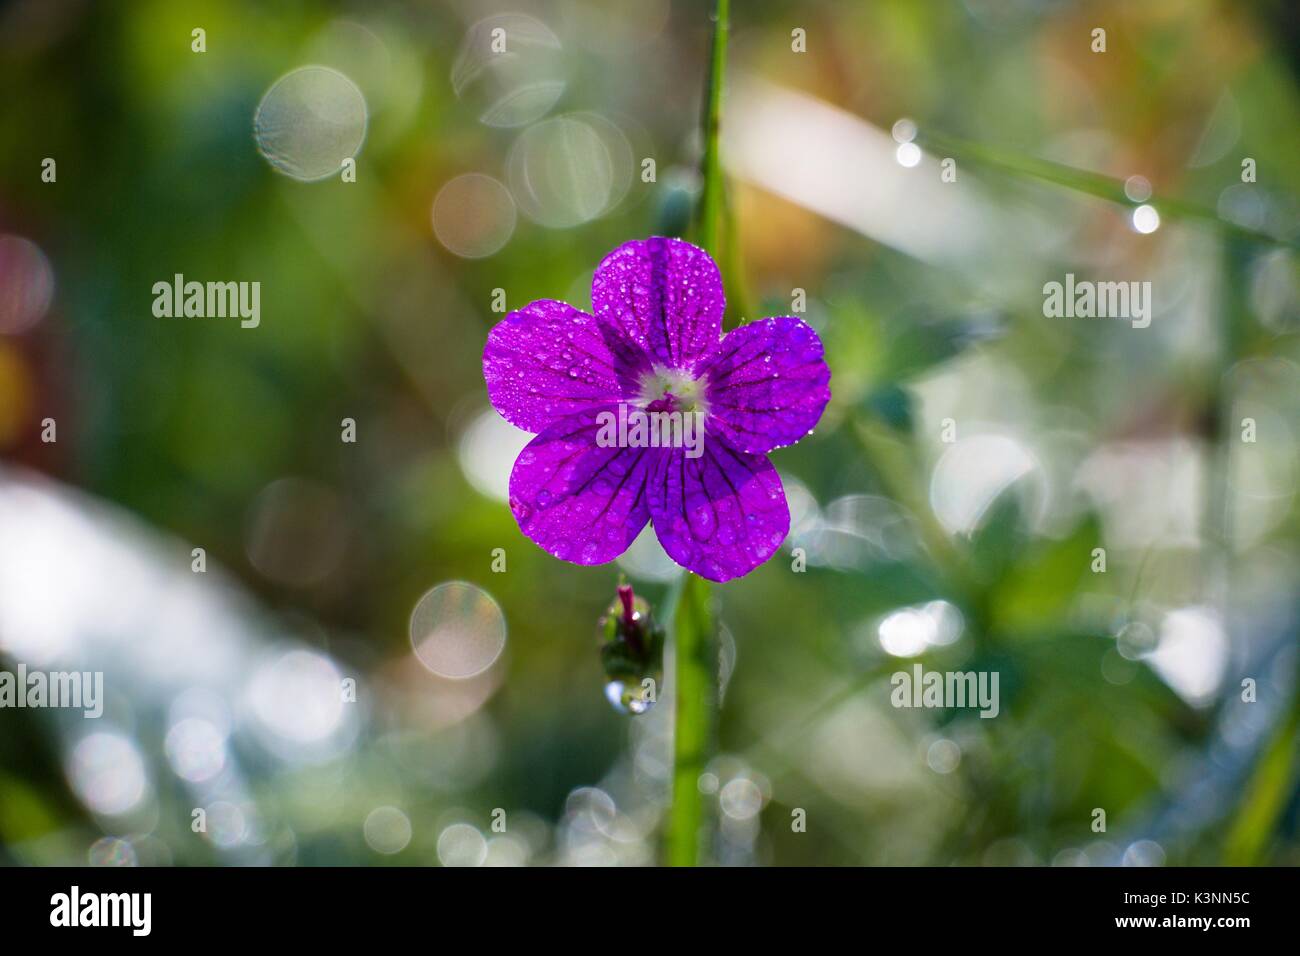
<box><xmin>590</xmin><ymin>447</ymin><xmax>649</xmax><ymax>529</ymax></box>
<box><xmin>710</xmin><ymin>446</ymin><xmax>746</xmax><ymax>542</ymax></box>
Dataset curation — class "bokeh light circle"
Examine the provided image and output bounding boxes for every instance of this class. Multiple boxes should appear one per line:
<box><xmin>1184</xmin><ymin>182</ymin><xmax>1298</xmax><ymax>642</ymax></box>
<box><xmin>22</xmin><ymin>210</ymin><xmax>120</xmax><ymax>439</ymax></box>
<box><xmin>508</xmin><ymin>116</ymin><xmax>616</xmax><ymax>228</ymax></box>
<box><xmin>451</xmin><ymin>14</ymin><xmax>566</xmax><ymax>128</ymax></box>
<box><xmin>567</xmin><ymin>111</ymin><xmax>634</xmax><ymax>216</ymax></box>
<box><xmin>1250</xmin><ymin>250</ymin><xmax>1298</xmax><ymax>333</ymax></box>
<box><xmin>305</xmin><ymin>21</ymin><xmax>393</xmax><ymax>114</ymax></box>
<box><xmin>437</xmin><ymin>822</ymin><xmax>488</xmax><ymax>866</ymax></box>
<box><xmin>0</xmin><ymin>235</ymin><xmax>55</xmax><ymax>335</ymax></box>
<box><xmin>88</xmin><ymin>836</ymin><xmax>138</xmax><ymax>867</ymax></box>
<box><xmin>432</xmin><ymin>174</ymin><xmax>517</xmax><ymax>258</ymax></box>
<box><xmin>205</xmin><ymin>801</ymin><xmax>249</xmax><ymax>848</ymax></box>
<box><xmin>719</xmin><ymin>777</ymin><xmax>764</xmax><ymax>820</ymax></box>
<box><xmin>1123</xmin><ymin>175</ymin><xmax>1152</xmax><ymax>202</ymax></box>
<box><xmin>164</xmin><ymin>717</ymin><xmax>228</xmax><ymax>783</ymax></box>
<box><xmin>1122</xmin><ymin>839</ymin><xmax>1167</xmax><ymax>867</ymax></box>
<box><xmin>68</xmin><ymin>732</ymin><xmax>149</xmax><ymax>817</ymax></box>
<box><xmin>1131</xmin><ymin>204</ymin><xmax>1161</xmax><ymax>234</ymax></box>
<box><xmin>254</xmin><ymin>66</ymin><xmax>368</xmax><ymax>181</ymax></box>
<box><xmin>926</xmin><ymin>738</ymin><xmax>962</xmax><ymax>774</ymax></box>
<box><xmin>245</xmin><ymin>477</ymin><xmax>351</xmax><ymax>589</ymax></box>
<box><xmin>891</xmin><ymin>118</ymin><xmax>918</xmax><ymax>143</ymax></box>
<box><xmin>409</xmin><ymin>582</ymin><xmax>507</xmax><ymax>679</ymax></box>
<box><xmin>248</xmin><ymin>649</ymin><xmax>347</xmax><ymax>747</ymax></box>
<box><xmin>895</xmin><ymin>142</ymin><xmax>922</xmax><ymax>168</ymax></box>
<box><xmin>364</xmin><ymin>806</ymin><xmax>413</xmax><ymax>855</ymax></box>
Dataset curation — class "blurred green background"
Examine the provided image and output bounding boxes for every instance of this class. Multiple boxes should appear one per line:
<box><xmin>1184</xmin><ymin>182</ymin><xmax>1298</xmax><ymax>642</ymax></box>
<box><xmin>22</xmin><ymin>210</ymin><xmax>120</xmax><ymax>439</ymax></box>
<box><xmin>0</xmin><ymin>0</ymin><xmax>1298</xmax><ymax>866</ymax></box>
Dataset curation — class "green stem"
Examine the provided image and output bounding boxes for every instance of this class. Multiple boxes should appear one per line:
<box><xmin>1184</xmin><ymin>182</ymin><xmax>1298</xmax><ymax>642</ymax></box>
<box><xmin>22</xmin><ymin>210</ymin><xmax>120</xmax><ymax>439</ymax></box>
<box><xmin>667</xmin><ymin>573</ymin><xmax>717</xmax><ymax>865</ymax></box>
<box><xmin>667</xmin><ymin>0</ymin><xmax>729</xmax><ymax>867</ymax></box>
<box><xmin>695</xmin><ymin>0</ymin><xmax>729</xmax><ymax>257</ymax></box>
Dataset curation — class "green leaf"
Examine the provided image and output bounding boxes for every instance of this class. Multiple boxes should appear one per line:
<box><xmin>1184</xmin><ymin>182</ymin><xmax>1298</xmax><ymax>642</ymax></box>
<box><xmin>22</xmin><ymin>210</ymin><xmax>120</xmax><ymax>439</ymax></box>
<box><xmin>1223</xmin><ymin>707</ymin><xmax>1300</xmax><ymax>865</ymax></box>
<box><xmin>990</xmin><ymin>514</ymin><xmax>1102</xmax><ymax>636</ymax></box>
<box><xmin>879</xmin><ymin>314</ymin><xmax>974</xmax><ymax>381</ymax></box>
<box><xmin>965</xmin><ymin>485</ymin><xmax>1029</xmax><ymax>589</ymax></box>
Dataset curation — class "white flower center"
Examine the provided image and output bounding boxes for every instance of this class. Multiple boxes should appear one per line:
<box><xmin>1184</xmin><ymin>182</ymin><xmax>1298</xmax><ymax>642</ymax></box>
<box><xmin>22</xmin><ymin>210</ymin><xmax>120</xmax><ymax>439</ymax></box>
<box><xmin>639</xmin><ymin>366</ymin><xmax>709</xmax><ymax>415</ymax></box>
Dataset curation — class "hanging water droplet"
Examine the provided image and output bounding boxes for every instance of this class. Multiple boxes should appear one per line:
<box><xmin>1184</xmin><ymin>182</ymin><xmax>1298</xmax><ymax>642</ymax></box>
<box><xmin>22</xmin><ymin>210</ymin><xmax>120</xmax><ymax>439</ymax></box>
<box><xmin>598</xmin><ymin>583</ymin><xmax>664</xmax><ymax>716</ymax></box>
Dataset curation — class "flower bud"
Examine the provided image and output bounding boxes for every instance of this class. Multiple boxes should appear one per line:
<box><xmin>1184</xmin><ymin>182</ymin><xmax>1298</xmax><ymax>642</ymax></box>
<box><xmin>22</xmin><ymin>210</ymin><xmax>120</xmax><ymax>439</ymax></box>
<box><xmin>599</xmin><ymin>583</ymin><xmax>665</xmax><ymax>714</ymax></box>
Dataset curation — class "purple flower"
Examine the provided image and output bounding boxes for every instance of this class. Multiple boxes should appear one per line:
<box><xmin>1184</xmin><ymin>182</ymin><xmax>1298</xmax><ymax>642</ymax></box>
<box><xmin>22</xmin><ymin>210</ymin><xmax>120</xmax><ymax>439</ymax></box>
<box><xmin>482</xmin><ymin>237</ymin><xmax>831</xmax><ymax>582</ymax></box>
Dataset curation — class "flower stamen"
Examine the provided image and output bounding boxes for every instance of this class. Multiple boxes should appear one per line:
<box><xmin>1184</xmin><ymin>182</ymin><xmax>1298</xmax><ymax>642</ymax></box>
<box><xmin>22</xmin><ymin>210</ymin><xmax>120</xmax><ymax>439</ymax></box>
<box><xmin>639</xmin><ymin>366</ymin><xmax>709</xmax><ymax>417</ymax></box>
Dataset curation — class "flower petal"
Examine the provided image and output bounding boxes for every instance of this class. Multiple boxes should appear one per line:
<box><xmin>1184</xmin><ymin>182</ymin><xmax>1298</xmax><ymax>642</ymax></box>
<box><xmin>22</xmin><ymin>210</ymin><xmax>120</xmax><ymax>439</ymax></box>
<box><xmin>509</xmin><ymin>406</ymin><xmax>655</xmax><ymax>566</ymax></box>
<box><xmin>484</xmin><ymin>299</ymin><xmax>648</xmax><ymax>433</ymax></box>
<box><xmin>591</xmin><ymin>237</ymin><xmax>724</xmax><ymax>374</ymax></box>
<box><xmin>648</xmin><ymin>440</ymin><xmax>789</xmax><ymax>582</ymax></box>
<box><xmin>701</xmin><ymin>316</ymin><xmax>831</xmax><ymax>454</ymax></box>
